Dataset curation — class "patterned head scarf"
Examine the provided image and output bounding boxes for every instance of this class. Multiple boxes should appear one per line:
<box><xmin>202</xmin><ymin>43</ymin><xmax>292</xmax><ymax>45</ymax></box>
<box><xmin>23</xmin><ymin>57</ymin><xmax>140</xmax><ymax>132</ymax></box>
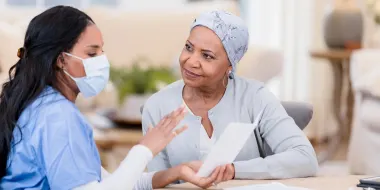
<box><xmin>191</xmin><ymin>10</ymin><xmax>249</xmax><ymax>79</ymax></box>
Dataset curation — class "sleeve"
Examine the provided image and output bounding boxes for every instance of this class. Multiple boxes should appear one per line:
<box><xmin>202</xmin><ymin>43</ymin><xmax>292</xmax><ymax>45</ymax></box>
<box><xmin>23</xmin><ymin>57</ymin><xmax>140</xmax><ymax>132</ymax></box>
<box><xmin>232</xmin><ymin>87</ymin><xmax>319</xmax><ymax>179</ymax></box>
<box><xmin>141</xmin><ymin>99</ymin><xmax>172</xmax><ymax>172</ymax></box>
<box><xmin>74</xmin><ymin>145</ymin><xmax>156</xmax><ymax>190</ymax></box>
<box><xmin>101</xmin><ymin>160</ymin><xmax>156</xmax><ymax>190</ymax></box>
<box><xmin>39</xmin><ymin>106</ymin><xmax>101</xmax><ymax>190</ymax></box>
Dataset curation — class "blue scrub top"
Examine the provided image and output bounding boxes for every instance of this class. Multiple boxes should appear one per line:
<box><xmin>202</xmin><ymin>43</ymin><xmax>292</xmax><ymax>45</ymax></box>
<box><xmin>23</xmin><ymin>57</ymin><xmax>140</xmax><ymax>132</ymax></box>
<box><xmin>0</xmin><ymin>86</ymin><xmax>101</xmax><ymax>190</ymax></box>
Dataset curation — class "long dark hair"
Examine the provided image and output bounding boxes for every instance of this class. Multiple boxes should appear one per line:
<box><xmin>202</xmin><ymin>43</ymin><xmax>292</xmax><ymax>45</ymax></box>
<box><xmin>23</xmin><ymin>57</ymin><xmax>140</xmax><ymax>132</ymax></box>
<box><xmin>0</xmin><ymin>5</ymin><xmax>94</xmax><ymax>178</ymax></box>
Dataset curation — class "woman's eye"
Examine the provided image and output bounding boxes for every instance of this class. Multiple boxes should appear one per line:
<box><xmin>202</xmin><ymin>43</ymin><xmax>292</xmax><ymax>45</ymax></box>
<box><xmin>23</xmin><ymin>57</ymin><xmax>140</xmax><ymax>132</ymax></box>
<box><xmin>185</xmin><ymin>44</ymin><xmax>192</xmax><ymax>51</ymax></box>
<box><xmin>88</xmin><ymin>53</ymin><xmax>97</xmax><ymax>57</ymax></box>
<box><xmin>203</xmin><ymin>53</ymin><xmax>214</xmax><ymax>60</ymax></box>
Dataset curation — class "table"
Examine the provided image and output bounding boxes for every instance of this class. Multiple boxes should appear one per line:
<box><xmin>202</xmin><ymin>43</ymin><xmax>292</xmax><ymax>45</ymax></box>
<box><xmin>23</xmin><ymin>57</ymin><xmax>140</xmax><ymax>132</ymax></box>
<box><xmin>310</xmin><ymin>49</ymin><xmax>354</xmax><ymax>164</ymax></box>
<box><xmin>160</xmin><ymin>175</ymin><xmax>367</xmax><ymax>190</ymax></box>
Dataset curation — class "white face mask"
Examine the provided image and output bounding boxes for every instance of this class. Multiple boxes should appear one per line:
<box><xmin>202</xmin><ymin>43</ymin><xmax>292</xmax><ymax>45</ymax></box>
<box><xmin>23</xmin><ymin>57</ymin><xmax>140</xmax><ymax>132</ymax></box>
<box><xmin>63</xmin><ymin>53</ymin><xmax>110</xmax><ymax>98</ymax></box>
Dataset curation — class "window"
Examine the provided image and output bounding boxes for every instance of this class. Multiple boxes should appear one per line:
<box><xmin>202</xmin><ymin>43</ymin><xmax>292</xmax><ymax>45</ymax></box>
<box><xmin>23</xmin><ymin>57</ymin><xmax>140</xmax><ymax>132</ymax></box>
<box><xmin>6</xmin><ymin>0</ymin><xmax>36</xmax><ymax>6</ymax></box>
<box><xmin>5</xmin><ymin>0</ymin><xmax>119</xmax><ymax>8</ymax></box>
<box><xmin>91</xmin><ymin>0</ymin><xmax>118</xmax><ymax>6</ymax></box>
<box><xmin>187</xmin><ymin>0</ymin><xmax>213</xmax><ymax>2</ymax></box>
<box><xmin>240</xmin><ymin>0</ymin><xmax>314</xmax><ymax>101</ymax></box>
<box><xmin>45</xmin><ymin>0</ymin><xmax>81</xmax><ymax>8</ymax></box>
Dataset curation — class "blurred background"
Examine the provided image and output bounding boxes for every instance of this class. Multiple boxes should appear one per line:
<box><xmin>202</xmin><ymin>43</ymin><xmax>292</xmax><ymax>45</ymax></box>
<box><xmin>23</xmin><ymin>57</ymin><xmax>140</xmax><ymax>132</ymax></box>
<box><xmin>1</xmin><ymin>0</ymin><xmax>380</xmax><ymax>176</ymax></box>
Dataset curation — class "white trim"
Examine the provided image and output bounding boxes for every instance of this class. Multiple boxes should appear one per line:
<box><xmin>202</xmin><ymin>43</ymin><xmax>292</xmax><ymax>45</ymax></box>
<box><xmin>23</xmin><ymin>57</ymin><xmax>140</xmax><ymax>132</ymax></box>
<box><xmin>0</xmin><ymin>0</ymin><xmax>98</xmax><ymax>9</ymax></box>
<box><xmin>36</xmin><ymin>0</ymin><xmax>44</xmax><ymax>9</ymax></box>
<box><xmin>242</xmin><ymin>0</ymin><xmax>313</xmax><ymax>101</ymax></box>
<box><xmin>0</xmin><ymin>0</ymin><xmax>5</xmax><ymax>10</ymax></box>
<box><xmin>281</xmin><ymin>0</ymin><xmax>296</xmax><ymax>100</ymax></box>
<box><xmin>81</xmin><ymin>0</ymin><xmax>91</xmax><ymax>9</ymax></box>
<box><xmin>294</xmin><ymin>0</ymin><xmax>313</xmax><ymax>101</ymax></box>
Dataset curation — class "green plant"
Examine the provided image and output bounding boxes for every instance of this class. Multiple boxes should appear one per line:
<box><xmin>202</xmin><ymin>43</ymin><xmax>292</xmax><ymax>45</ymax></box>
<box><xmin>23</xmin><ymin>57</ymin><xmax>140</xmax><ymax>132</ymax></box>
<box><xmin>110</xmin><ymin>57</ymin><xmax>178</xmax><ymax>102</ymax></box>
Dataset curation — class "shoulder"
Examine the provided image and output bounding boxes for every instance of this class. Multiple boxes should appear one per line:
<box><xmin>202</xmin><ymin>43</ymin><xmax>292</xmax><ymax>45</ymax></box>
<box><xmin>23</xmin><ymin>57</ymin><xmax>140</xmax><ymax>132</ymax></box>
<box><xmin>231</xmin><ymin>76</ymin><xmax>280</xmax><ymax>109</ymax></box>
<box><xmin>19</xmin><ymin>87</ymin><xmax>86</xmax><ymax>134</ymax></box>
<box><xmin>144</xmin><ymin>80</ymin><xmax>184</xmax><ymax>110</ymax></box>
<box><xmin>141</xmin><ymin>80</ymin><xmax>184</xmax><ymax>128</ymax></box>
<box><xmin>32</xmin><ymin>90</ymin><xmax>80</xmax><ymax>119</ymax></box>
<box><xmin>232</xmin><ymin>76</ymin><xmax>266</xmax><ymax>95</ymax></box>
<box><xmin>13</xmin><ymin>87</ymin><xmax>90</xmax><ymax>152</ymax></box>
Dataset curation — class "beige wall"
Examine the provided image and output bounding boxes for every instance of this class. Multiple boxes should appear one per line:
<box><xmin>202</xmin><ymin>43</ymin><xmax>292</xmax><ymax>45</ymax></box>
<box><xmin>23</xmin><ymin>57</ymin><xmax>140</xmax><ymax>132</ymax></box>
<box><xmin>0</xmin><ymin>1</ymin><xmax>239</xmax><ymax>73</ymax></box>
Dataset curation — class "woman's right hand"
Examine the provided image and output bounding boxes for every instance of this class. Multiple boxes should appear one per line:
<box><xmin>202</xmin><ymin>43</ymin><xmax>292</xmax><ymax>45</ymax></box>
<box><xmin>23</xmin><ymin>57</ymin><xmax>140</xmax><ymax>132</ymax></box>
<box><xmin>179</xmin><ymin>161</ymin><xmax>221</xmax><ymax>189</ymax></box>
<box><xmin>139</xmin><ymin>105</ymin><xmax>188</xmax><ymax>156</ymax></box>
<box><xmin>151</xmin><ymin>160</ymin><xmax>220</xmax><ymax>189</ymax></box>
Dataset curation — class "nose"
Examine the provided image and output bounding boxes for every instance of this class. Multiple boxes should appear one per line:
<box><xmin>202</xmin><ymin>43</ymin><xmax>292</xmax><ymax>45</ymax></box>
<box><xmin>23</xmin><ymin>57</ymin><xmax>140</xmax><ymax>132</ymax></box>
<box><xmin>185</xmin><ymin>53</ymin><xmax>201</xmax><ymax>68</ymax></box>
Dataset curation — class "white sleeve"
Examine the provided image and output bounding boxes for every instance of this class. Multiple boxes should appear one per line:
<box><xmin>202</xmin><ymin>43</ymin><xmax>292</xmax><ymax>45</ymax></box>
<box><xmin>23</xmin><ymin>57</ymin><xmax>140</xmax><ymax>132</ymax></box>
<box><xmin>73</xmin><ymin>145</ymin><xmax>156</xmax><ymax>190</ymax></box>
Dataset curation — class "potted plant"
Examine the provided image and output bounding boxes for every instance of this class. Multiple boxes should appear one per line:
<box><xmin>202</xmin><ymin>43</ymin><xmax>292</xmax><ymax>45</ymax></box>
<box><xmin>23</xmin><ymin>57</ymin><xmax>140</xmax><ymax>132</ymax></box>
<box><xmin>109</xmin><ymin>57</ymin><xmax>178</xmax><ymax>123</ymax></box>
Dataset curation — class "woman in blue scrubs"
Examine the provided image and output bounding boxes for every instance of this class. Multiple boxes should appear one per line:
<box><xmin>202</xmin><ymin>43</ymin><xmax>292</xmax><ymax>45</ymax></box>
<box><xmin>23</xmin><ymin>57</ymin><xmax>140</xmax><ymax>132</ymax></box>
<box><xmin>0</xmin><ymin>5</ymin><xmax>221</xmax><ymax>190</ymax></box>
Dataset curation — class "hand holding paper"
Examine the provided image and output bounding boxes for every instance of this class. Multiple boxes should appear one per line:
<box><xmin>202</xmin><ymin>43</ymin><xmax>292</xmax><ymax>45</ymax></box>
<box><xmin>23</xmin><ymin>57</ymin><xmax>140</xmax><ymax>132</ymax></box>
<box><xmin>214</xmin><ymin>163</ymin><xmax>235</xmax><ymax>184</ymax></box>
<box><xmin>178</xmin><ymin>161</ymin><xmax>222</xmax><ymax>189</ymax></box>
<box><xmin>196</xmin><ymin>110</ymin><xmax>264</xmax><ymax>177</ymax></box>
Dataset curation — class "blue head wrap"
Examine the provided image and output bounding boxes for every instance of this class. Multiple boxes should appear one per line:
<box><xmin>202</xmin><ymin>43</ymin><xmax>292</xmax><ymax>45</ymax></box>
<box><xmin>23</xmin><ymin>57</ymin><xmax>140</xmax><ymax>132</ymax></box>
<box><xmin>191</xmin><ymin>10</ymin><xmax>249</xmax><ymax>78</ymax></box>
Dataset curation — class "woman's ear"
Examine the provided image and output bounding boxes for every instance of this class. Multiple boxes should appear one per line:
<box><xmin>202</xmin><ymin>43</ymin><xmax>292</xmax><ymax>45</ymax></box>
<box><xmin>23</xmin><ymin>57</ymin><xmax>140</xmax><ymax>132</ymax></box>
<box><xmin>226</xmin><ymin>65</ymin><xmax>232</xmax><ymax>75</ymax></box>
<box><xmin>56</xmin><ymin>54</ymin><xmax>65</xmax><ymax>70</ymax></box>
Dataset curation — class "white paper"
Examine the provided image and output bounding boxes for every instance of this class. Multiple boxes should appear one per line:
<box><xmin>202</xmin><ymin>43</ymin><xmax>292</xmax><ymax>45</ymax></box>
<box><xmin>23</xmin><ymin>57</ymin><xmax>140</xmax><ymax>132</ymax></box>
<box><xmin>223</xmin><ymin>182</ymin><xmax>310</xmax><ymax>190</ymax></box>
<box><xmin>196</xmin><ymin>110</ymin><xmax>264</xmax><ymax>177</ymax></box>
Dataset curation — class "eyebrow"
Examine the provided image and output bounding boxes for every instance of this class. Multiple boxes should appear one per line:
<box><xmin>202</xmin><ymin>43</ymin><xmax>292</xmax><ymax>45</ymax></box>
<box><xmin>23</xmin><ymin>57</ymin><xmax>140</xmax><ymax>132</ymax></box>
<box><xmin>86</xmin><ymin>44</ymin><xmax>102</xmax><ymax>49</ymax></box>
<box><xmin>187</xmin><ymin>40</ymin><xmax>216</xmax><ymax>55</ymax></box>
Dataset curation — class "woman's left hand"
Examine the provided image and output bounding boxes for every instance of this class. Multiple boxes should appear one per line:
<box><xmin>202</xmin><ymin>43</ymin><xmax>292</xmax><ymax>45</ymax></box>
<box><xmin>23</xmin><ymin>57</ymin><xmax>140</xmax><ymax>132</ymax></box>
<box><xmin>215</xmin><ymin>164</ymin><xmax>235</xmax><ymax>184</ymax></box>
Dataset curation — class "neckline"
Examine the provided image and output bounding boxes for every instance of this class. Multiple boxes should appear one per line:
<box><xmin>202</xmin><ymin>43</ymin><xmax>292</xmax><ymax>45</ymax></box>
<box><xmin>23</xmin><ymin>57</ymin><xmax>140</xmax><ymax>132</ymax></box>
<box><xmin>180</xmin><ymin>78</ymin><xmax>232</xmax><ymax>114</ymax></box>
<box><xmin>183</xmin><ymin>101</ymin><xmax>216</xmax><ymax>140</ymax></box>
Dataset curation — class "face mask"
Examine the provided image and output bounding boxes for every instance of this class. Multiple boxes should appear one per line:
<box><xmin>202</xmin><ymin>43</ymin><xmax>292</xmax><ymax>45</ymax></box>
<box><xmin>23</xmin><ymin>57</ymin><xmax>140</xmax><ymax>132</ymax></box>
<box><xmin>63</xmin><ymin>53</ymin><xmax>110</xmax><ymax>98</ymax></box>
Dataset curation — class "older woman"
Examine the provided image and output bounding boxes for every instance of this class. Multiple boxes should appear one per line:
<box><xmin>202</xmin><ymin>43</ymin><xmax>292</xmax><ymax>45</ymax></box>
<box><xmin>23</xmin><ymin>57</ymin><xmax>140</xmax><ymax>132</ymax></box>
<box><xmin>142</xmin><ymin>10</ymin><xmax>318</xmax><ymax>183</ymax></box>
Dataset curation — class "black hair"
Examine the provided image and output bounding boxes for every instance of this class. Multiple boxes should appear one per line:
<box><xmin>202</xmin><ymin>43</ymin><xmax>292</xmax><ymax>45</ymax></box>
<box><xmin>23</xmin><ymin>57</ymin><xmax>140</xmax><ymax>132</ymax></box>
<box><xmin>0</xmin><ymin>5</ymin><xmax>94</xmax><ymax>178</ymax></box>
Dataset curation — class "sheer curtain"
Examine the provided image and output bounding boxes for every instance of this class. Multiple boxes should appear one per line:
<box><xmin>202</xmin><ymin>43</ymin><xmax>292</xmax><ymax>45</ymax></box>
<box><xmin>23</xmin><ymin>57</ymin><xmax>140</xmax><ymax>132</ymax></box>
<box><xmin>239</xmin><ymin>0</ymin><xmax>336</xmax><ymax>139</ymax></box>
<box><xmin>0</xmin><ymin>0</ymin><xmax>118</xmax><ymax>9</ymax></box>
<box><xmin>239</xmin><ymin>0</ymin><xmax>314</xmax><ymax>101</ymax></box>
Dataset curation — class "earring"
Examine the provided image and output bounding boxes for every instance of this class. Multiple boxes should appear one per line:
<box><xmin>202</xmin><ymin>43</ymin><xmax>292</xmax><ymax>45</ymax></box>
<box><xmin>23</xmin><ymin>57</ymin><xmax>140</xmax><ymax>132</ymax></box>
<box><xmin>228</xmin><ymin>70</ymin><xmax>233</xmax><ymax>79</ymax></box>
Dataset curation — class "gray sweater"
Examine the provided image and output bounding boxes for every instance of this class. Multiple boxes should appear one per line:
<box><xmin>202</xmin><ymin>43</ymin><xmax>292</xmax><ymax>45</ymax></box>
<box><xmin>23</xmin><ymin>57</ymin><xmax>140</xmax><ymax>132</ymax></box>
<box><xmin>141</xmin><ymin>76</ymin><xmax>318</xmax><ymax>179</ymax></box>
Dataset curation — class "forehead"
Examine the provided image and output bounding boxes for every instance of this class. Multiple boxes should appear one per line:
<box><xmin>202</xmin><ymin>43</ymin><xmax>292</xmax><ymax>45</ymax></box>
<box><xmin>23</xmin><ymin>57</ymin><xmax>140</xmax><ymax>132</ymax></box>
<box><xmin>76</xmin><ymin>24</ymin><xmax>104</xmax><ymax>46</ymax></box>
<box><xmin>188</xmin><ymin>26</ymin><xmax>223</xmax><ymax>51</ymax></box>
